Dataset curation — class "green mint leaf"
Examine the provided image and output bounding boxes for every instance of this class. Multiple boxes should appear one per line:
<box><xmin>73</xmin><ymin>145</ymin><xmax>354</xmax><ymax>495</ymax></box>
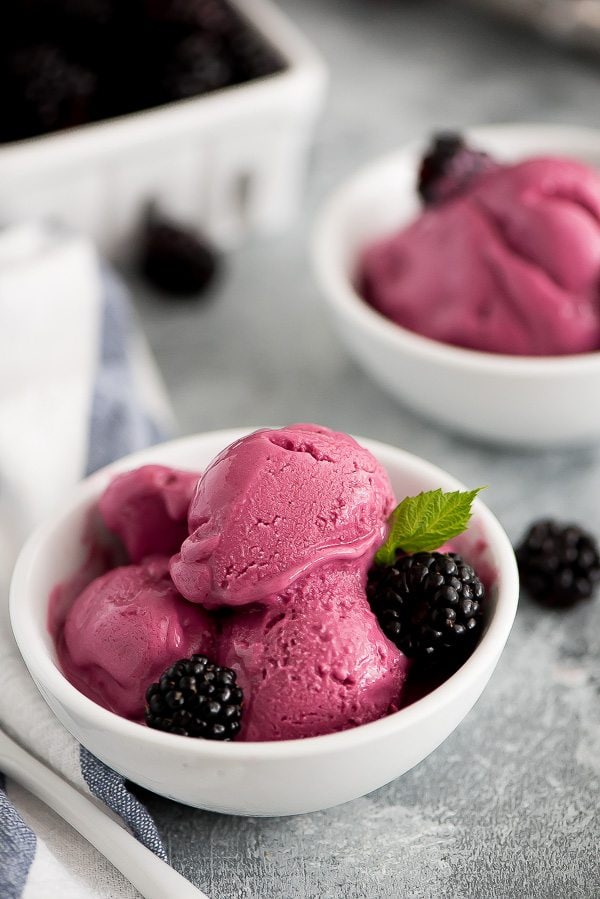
<box><xmin>375</xmin><ymin>487</ymin><xmax>485</xmax><ymax>564</ymax></box>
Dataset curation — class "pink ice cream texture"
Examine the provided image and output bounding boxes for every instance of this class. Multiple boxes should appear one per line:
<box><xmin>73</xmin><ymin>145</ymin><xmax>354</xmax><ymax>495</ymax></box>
<box><xmin>361</xmin><ymin>155</ymin><xmax>600</xmax><ymax>356</ymax></box>
<box><xmin>170</xmin><ymin>424</ymin><xmax>394</xmax><ymax>608</ymax></box>
<box><xmin>218</xmin><ymin>561</ymin><xmax>408</xmax><ymax>741</ymax></box>
<box><xmin>58</xmin><ymin>556</ymin><xmax>214</xmax><ymax>719</ymax></box>
<box><xmin>99</xmin><ymin>464</ymin><xmax>199</xmax><ymax>563</ymax></box>
<box><xmin>172</xmin><ymin>424</ymin><xmax>410</xmax><ymax>741</ymax></box>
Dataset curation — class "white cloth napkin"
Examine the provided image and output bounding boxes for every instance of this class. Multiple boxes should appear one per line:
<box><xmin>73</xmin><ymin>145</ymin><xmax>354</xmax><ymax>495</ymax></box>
<box><xmin>0</xmin><ymin>224</ymin><xmax>173</xmax><ymax>899</ymax></box>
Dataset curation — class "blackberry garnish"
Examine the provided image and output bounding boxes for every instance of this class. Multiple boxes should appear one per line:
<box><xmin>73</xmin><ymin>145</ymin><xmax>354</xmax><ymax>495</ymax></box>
<box><xmin>140</xmin><ymin>208</ymin><xmax>220</xmax><ymax>297</ymax></box>
<box><xmin>367</xmin><ymin>551</ymin><xmax>485</xmax><ymax>671</ymax></box>
<box><xmin>516</xmin><ymin>519</ymin><xmax>600</xmax><ymax>608</ymax></box>
<box><xmin>418</xmin><ymin>132</ymin><xmax>498</xmax><ymax>206</ymax></box>
<box><xmin>145</xmin><ymin>655</ymin><xmax>243</xmax><ymax>740</ymax></box>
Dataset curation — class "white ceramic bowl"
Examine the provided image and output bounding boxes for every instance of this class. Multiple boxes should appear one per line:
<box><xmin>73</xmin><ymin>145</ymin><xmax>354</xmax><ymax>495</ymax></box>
<box><xmin>10</xmin><ymin>429</ymin><xmax>518</xmax><ymax>817</ymax></box>
<box><xmin>313</xmin><ymin>124</ymin><xmax>600</xmax><ymax>447</ymax></box>
<box><xmin>0</xmin><ymin>0</ymin><xmax>326</xmax><ymax>258</ymax></box>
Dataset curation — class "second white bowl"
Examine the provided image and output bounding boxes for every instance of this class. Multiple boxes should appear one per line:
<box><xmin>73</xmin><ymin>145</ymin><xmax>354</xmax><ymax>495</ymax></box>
<box><xmin>10</xmin><ymin>429</ymin><xmax>518</xmax><ymax>816</ymax></box>
<box><xmin>313</xmin><ymin>124</ymin><xmax>600</xmax><ymax>447</ymax></box>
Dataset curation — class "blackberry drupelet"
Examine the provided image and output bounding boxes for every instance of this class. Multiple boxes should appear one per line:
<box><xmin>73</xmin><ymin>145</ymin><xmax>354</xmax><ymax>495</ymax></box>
<box><xmin>418</xmin><ymin>132</ymin><xmax>497</xmax><ymax>206</ymax></box>
<box><xmin>140</xmin><ymin>208</ymin><xmax>220</xmax><ymax>296</ymax></box>
<box><xmin>367</xmin><ymin>551</ymin><xmax>485</xmax><ymax>671</ymax></box>
<box><xmin>145</xmin><ymin>655</ymin><xmax>243</xmax><ymax>740</ymax></box>
<box><xmin>516</xmin><ymin>519</ymin><xmax>600</xmax><ymax>608</ymax></box>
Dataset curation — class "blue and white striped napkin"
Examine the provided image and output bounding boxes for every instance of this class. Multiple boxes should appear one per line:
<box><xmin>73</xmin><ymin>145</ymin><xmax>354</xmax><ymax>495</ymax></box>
<box><xmin>0</xmin><ymin>225</ymin><xmax>173</xmax><ymax>899</ymax></box>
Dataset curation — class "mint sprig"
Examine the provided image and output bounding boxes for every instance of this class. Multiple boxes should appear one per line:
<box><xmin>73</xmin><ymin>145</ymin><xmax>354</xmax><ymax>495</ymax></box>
<box><xmin>375</xmin><ymin>487</ymin><xmax>485</xmax><ymax>565</ymax></box>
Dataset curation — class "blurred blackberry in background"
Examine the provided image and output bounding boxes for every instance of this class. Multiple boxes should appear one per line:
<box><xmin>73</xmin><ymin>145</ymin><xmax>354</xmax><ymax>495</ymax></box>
<box><xmin>157</xmin><ymin>33</ymin><xmax>234</xmax><ymax>101</ymax></box>
<box><xmin>4</xmin><ymin>0</ymin><xmax>118</xmax><ymax>53</ymax></box>
<box><xmin>418</xmin><ymin>132</ymin><xmax>498</xmax><ymax>205</ymax></box>
<box><xmin>34</xmin><ymin>0</ymin><xmax>117</xmax><ymax>27</ymax></box>
<box><xmin>227</xmin><ymin>26</ymin><xmax>283</xmax><ymax>82</ymax></box>
<box><xmin>0</xmin><ymin>0</ymin><xmax>285</xmax><ymax>143</ymax></box>
<box><xmin>142</xmin><ymin>0</ymin><xmax>235</xmax><ymax>32</ymax></box>
<box><xmin>2</xmin><ymin>44</ymin><xmax>96</xmax><ymax>141</ymax></box>
<box><xmin>140</xmin><ymin>207</ymin><xmax>221</xmax><ymax>297</ymax></box>
<box><xmin>516</xmin><ymin>519</ymin><xmax>600</xmax><ymax>608</ymax></box>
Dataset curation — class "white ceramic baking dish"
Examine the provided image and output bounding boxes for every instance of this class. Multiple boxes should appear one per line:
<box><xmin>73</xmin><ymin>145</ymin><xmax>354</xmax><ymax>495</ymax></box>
<box><xmin>0</xmin><ymin>0</ymin><xmax>327</xmax><ymax>259</ymax></box>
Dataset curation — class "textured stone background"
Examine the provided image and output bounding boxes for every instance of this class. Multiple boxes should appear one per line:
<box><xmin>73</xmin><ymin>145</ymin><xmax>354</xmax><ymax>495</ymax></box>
<box><xmin>130</xmin><ymin>1</ymin><xmax>600</xmax><ymax>896</ymax></box>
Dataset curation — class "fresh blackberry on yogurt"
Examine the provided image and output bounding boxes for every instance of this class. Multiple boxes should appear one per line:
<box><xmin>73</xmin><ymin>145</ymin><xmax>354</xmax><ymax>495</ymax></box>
<box><xmin>368</xmin><ymin>551</ymin><xmax>485</xmax><ymax>672</ymax></box>
<box><xmin>516</xmin><ymin>519</ymin><xmax>600</xmax><ymax>608</ymax></box>
<box><xmin>418</xmin><ymin>132</ymin><xmax>498</xmax><ymax>206</ymax></box>
<box><xmin>145</xmin><ymin>655</ymin><xmax>243</xmax><ymax>740</ymax></box>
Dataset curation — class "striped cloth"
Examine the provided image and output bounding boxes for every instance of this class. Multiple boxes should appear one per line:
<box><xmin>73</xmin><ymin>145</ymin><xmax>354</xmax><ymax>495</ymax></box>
<box><xmin>0</xmin><ymin>226</ymin><xmax>173</xmax><ymax>899</ymax></box>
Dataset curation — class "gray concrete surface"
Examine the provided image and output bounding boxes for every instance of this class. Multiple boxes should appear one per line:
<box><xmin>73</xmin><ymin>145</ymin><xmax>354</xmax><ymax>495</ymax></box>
<box><xmin>129</xmin><ymin>2</ymin><xmax>600</xmax><ymax>896</ymax></box>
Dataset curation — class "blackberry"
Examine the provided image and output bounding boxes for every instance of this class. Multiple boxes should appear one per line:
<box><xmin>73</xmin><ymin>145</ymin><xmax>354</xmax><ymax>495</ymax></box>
<box><xmin>367</xmin><ymin>551</ymin><xmax>485</xmax><ymax>671</ymax></box>
<box><xmin>516</xmin><ymin>519</ymin><xmax>600</xmax><ymax>608</ymax></box>
<box><xmin>226</xmin><ymin>27</ymin><xmax>283</xmax><ymax>82</ymax></box>
<box><xmin>142</xmin><ymin>0</ymin><xmax>236</xmax><ymax>32</ymax></box>
<box><xmin>33</xmin><ymin>0</ymin><xmax>116</xmax><ymax>27</ymax></box>
<box><xmin>157</xmin><ymin>33</ymin><xmax>234</xmax><ymax>101</ymax></box>
<box><xmin>140</xmin><ymin>208</ymin><xmax>220</xmax><ymax>296</ymax></box>
<box><xmin>418</xmin><ymin>132</ymin><xmax>498</xmax><ymax>206</ymax></box>
<box><xmin>4</xmin><ymin>43</ymin><xmax>96</xmax><ymax>140</ymax></box>
<box><xmin>10</xmin><ymin>0</ymin><xmax>114</xmax><ymax>26</ymax></box>
<box><xmin>145</xmin><ymin>654</ymin><xmax>243</xmax><ymax>740</ymax></box>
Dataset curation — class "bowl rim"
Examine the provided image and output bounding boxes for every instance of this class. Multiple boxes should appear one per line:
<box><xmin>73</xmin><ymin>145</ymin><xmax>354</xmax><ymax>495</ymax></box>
<box><xmin>312</xmin><ymin>122</ymin><xmax>600</xmax><ymax>376</ymax></box>
<box><xmin>10</xmin><ymin>428</ymin><xmax>519</xmax><ymax>761</ymax></box>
